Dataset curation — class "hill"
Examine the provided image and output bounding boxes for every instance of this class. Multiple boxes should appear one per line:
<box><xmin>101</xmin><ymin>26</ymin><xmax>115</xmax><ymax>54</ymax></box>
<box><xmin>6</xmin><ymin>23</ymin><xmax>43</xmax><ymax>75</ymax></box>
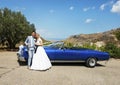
<box><xmin>65</xmin><ymin>28</ymin><xmax>120</xmax><ymax>47</ymax></box>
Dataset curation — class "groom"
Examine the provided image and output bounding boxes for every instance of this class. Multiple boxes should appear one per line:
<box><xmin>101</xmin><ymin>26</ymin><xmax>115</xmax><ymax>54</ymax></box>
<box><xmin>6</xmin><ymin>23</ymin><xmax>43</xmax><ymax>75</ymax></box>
<box><xmin>25</xmin><ymin>31</ymin><xmax>36</xmax><ymax>69</ymax></box>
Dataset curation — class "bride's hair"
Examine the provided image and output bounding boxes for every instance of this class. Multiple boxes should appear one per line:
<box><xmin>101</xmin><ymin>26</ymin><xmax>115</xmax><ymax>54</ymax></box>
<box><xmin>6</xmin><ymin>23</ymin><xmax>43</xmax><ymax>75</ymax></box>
<box><xmin>36</xmin><ymin>33</ymin><xmax>40</xmax><ymax>39</ymax></box>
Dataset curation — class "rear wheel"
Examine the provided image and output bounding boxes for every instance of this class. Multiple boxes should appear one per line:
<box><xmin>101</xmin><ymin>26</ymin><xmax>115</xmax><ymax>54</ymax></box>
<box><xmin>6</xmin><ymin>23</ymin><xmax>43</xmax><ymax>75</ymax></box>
<box><xmin>86</xmin><ymin>58</ymin><xmax>97</xmax><ymax>68</ymax></box>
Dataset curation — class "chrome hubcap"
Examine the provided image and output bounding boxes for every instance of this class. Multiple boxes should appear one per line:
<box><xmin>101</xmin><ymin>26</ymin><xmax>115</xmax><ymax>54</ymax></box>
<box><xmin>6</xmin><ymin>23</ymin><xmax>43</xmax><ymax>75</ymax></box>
<box><xmin>89</xmin><ymin>58</ymin><xmax>96</xmax><ymax>66</ymax></box>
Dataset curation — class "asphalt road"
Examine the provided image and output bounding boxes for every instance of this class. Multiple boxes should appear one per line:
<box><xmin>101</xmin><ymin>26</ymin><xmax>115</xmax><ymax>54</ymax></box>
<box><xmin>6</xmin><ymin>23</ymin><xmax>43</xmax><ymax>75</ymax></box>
<box><xmin>0</xmin><ymin>52</ymin><xmax>120</xmax><ymax>85</ymax></box>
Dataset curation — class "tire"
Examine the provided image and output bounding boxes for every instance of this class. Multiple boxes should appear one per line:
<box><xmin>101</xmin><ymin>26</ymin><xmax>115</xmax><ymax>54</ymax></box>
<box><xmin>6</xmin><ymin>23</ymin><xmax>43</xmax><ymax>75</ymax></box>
<box><xmin>86</xmin><ymin>58</ymin><xmax>97</xmax><ymax>68</ymax></box>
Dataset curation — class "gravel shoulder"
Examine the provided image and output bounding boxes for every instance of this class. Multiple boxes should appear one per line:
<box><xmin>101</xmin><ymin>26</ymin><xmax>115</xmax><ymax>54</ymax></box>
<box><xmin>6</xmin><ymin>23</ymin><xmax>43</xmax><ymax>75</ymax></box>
<box><xmin>0</xmin><ymin>52</ymin><xmax>120</xmax><ymax>85</ymax></box>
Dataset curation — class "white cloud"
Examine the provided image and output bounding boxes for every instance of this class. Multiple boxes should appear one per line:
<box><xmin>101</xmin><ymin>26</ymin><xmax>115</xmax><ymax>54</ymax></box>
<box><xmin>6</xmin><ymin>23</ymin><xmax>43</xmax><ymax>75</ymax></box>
<box><xmin>111</xmin><ymin>0</ymin><xmax>120</xmax><ymax>14</ymax></box>
<box><xmin>83</xmin><ymin>7</ymin><xmax>90</xmax><ymax>12</ymax></box>
<box><xmin>100</xmin><ymin>1</ymin><xmax>115</xmax><ymax>11</ymax></box>
<box><xmin>49</xmin><ymin>9</ymin><xmax>55</xmax><ymax>13</ymax></box>
<box><xmin>69</xmin><ymin>6</ymin><xmax>74</xmax><ymax>11</ymax></box>
<box><xmin>83</xmin><ymin>7</ymin><xmax>95</xmax><ymax>12</ymax></box>
<box><xmin>92</xmin><ymin>6</ymin><xmax>95</xmax><ymax>10</ymax></box>
<box><xmin>85</xmin><ymin>19</ymin><xmax>94</xmax><ymax>24</ymax></box>
<box><xmin>100</xmin><ymin>4</ymin><xmax>106</xmax><ymax>11</ymax></box>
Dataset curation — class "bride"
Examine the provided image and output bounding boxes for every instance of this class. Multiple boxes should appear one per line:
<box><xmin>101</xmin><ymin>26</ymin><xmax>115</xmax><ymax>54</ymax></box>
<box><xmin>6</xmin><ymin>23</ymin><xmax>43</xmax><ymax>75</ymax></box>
<box><xmin>30</xmin><ymin>33</ymin><xmax>52</xmax><ymax>70</ymax></box>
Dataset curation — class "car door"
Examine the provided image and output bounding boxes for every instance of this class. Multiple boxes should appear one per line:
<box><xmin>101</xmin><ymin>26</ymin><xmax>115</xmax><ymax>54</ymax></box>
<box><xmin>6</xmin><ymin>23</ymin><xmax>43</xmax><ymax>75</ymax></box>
<box><xmin>52</xmin><ymin>49</ymin><xmax>64</xmax><ymax>60</ymax></box>
<box><xmin>53</xmin><ymin>49</ymin><xmax>81</xmax><ymax>60</ymax></box>
<box><xmin>45</xmin><ymin>49</ymin><xmax>56</xmax><ymax>60</ymax></box>
<box><xmin>64</xmin><ymin>49</ymin><xmax>82</xmax><ymax>60</ymax></box>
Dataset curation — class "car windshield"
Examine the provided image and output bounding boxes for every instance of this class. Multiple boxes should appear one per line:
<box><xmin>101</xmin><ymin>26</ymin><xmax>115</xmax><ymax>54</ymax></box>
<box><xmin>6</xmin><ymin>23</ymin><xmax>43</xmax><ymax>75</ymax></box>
<box><xmin>44</xmin><ymin>41</ymin><xmax>92</xmax><ymax>50</ymax></box>
<box><xmin>44</xmin><ymin>41</ymin><xmax>64</xmax><ymax>49</ymax></box>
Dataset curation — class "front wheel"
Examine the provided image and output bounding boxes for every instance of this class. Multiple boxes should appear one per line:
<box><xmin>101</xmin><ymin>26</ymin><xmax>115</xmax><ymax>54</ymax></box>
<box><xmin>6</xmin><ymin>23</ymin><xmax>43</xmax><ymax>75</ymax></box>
<box><xmin>86</xmin><ymin>58</ymin><xmax>97</xmax><ymax>68</ymax></box>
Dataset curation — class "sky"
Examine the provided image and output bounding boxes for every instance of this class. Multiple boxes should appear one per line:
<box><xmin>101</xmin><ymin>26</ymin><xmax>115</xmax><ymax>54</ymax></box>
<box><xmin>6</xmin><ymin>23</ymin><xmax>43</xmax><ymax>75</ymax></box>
<box><xmin>0</xmin><ymin>0</ymin><xmax>120</xmax><ymax>40</ymax></box>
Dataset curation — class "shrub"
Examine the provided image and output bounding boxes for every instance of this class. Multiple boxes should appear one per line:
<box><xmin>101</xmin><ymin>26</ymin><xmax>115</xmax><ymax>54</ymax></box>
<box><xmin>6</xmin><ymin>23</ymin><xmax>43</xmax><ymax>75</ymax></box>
<box><xmin>82</xmin><ymin>43</ymin><xmax>96</xmax><ymax>50</ymax></box>
<box><xmin>115</xmin><ymin>29</ymin><xmax>120</xmax><ymax>41</ymax></box>
<box><xmin>102</xmin><ymin>43</ymin><xmax>120</xmax><ymax>58</ymax></box>
<box><xmin>64</xmin><ymin>42</ymin><xmax>74</xmax><ymax>49</ymax></box>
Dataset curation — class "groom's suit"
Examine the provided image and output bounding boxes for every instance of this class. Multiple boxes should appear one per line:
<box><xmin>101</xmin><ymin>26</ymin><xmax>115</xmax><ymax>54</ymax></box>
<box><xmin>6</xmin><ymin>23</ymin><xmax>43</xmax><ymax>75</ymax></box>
<box><xmin>25</xmin><ymin>36</ymin><xmax>35</xmax><ymax>67</ymax></box>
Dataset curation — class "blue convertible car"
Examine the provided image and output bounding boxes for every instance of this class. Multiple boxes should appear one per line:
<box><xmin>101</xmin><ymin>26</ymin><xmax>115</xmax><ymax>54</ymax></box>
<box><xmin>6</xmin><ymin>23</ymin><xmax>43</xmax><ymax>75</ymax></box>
<box><xmin>17</xmin><ymin>42</ymin><xmax>110</xmax><ymax>67</ymax></box>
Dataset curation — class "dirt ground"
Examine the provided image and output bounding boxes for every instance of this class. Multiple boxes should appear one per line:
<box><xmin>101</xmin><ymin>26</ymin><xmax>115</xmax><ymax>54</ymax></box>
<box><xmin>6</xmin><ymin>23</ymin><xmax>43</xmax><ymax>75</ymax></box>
<box><xmin>0</xmin><ymin>52</ymin><xmax>120</xmax><ymax>85</ymax></box>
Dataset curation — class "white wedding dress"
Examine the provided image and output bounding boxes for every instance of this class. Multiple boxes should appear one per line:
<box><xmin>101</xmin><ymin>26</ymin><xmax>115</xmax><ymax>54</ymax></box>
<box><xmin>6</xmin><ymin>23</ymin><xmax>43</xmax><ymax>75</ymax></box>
<box><xmin>30</xmin><ymin>38</ymin><xmax>52</xmax><ymax>70</ymax></box>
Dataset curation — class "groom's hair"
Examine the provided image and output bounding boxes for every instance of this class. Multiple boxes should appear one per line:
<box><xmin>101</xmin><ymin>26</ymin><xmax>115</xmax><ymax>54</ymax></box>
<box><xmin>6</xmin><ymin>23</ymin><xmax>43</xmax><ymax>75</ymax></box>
<box><xmin>31</xmin><ymin>31</ymin><xmax>36</xmax><ymax>36</ymax></box>
<box><xmin>32</xmin><ymin>30</ymin><xmax>36</xmax><ymax>33</ymax></box>
<box><xmin>32</xmin><ymin>31</ymin><xmax>36</xmax><ymax>34</ymax></box>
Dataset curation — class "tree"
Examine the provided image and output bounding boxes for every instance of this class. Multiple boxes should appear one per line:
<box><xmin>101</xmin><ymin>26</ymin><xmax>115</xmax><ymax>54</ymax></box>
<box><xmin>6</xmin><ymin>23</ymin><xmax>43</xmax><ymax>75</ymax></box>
<box><xmin>103</xmin><ymin>43</ymin><xmax>120</xmax><ymax>58</ymax></box>
<box><xmin>0</xmin><ymin>8</ymin><xmax>35</xmax><ymax>49</ymax></box>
